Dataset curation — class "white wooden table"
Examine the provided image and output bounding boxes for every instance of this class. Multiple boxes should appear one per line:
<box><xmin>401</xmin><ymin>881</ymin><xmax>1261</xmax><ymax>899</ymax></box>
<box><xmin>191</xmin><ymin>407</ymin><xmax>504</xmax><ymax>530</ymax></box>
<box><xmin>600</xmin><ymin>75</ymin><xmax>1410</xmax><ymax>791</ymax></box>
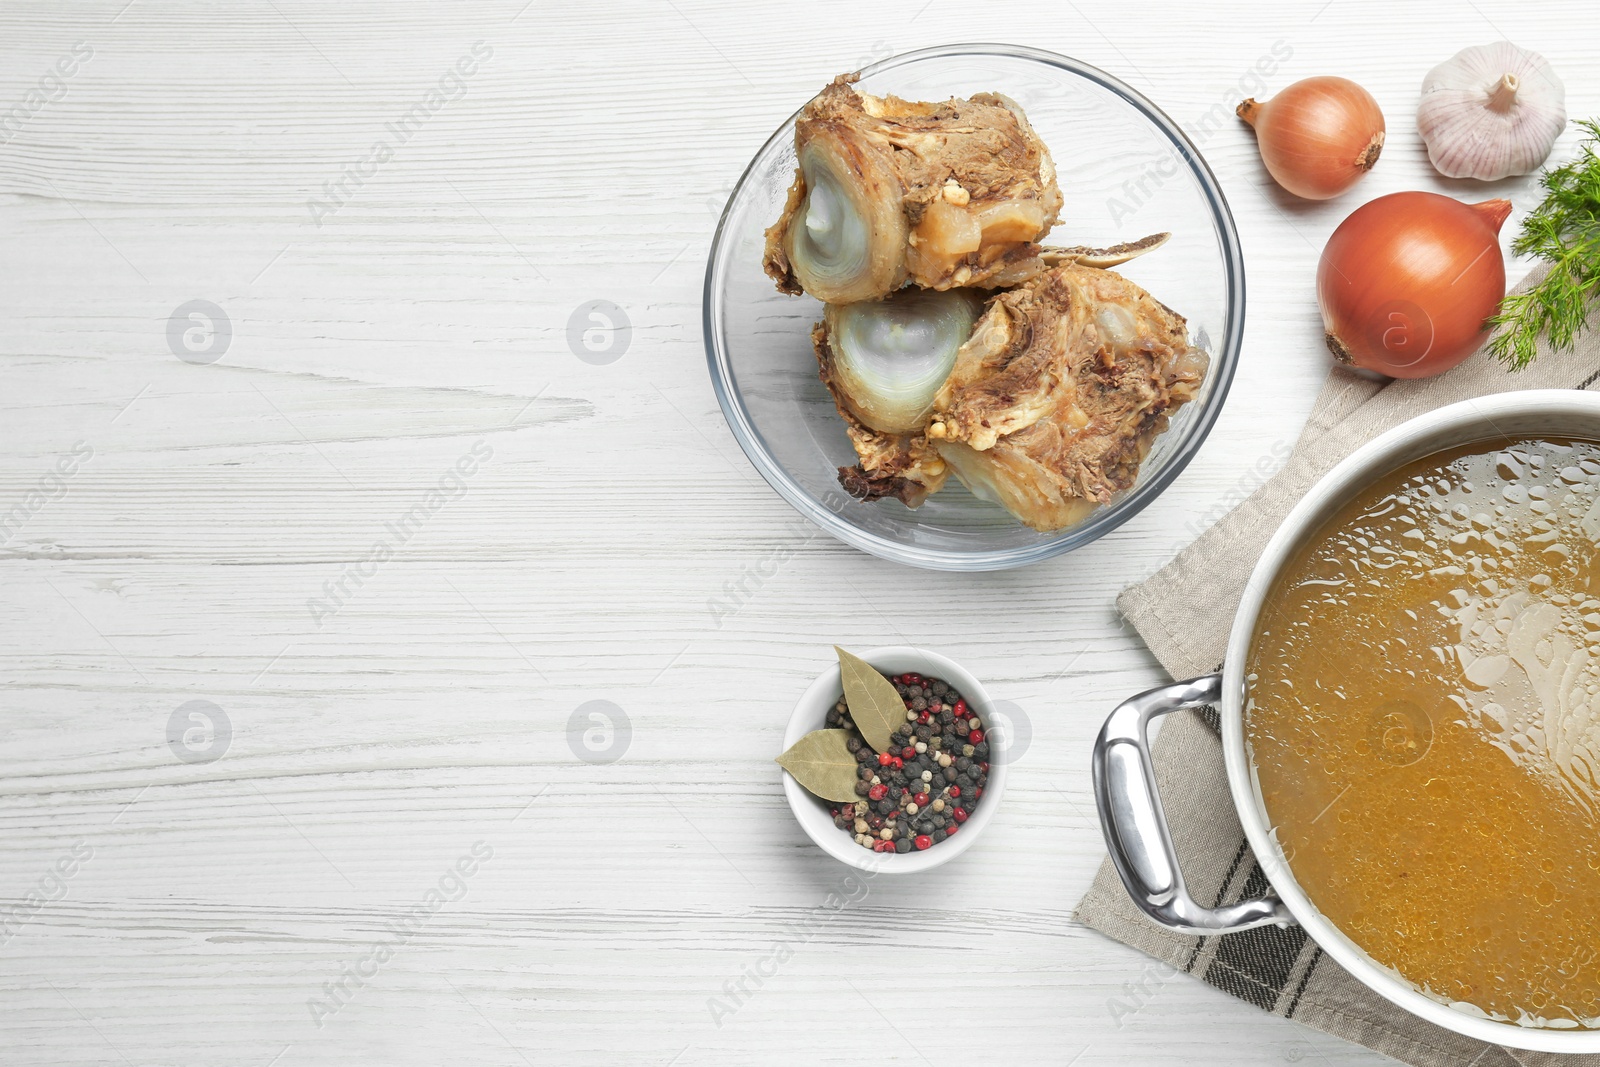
<box><xmin>2</xmin><ymin>2</ymin><xmax>1593</xmax><ymax>1063</ymax></box>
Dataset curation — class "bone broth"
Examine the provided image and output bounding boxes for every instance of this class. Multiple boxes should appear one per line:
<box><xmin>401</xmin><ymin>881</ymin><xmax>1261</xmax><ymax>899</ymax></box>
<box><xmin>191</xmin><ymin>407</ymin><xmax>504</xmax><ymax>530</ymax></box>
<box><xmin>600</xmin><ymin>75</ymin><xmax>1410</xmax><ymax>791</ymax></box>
<box><xmin>1247</xmin><ymin>437</ymin><xmax>1600</xmax><ymax>1028</ymax></box>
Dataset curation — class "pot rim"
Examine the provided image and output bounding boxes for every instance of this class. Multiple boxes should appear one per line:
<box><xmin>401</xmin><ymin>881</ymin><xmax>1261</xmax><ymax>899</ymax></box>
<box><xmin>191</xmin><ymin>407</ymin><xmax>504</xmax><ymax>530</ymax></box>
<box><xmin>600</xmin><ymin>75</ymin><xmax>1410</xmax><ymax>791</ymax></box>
<box><xmin>1221</xmin><ymin>389</ymin><xmax>1600</xmax><ymax>1052</ymax></box>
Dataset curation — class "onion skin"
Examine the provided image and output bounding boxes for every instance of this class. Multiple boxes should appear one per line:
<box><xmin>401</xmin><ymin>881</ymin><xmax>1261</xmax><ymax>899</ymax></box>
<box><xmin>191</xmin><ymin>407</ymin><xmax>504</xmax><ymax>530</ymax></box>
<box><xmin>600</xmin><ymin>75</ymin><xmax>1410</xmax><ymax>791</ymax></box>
<box><xmin>1238</xmin><ymin>76</ymin><xmax>1386</xmax><ymax>199</ymax></box>
<box><xmin>1317</xmin><ymin>193</ymin><xmax>1510</xmax><ymax>379</ymax></box>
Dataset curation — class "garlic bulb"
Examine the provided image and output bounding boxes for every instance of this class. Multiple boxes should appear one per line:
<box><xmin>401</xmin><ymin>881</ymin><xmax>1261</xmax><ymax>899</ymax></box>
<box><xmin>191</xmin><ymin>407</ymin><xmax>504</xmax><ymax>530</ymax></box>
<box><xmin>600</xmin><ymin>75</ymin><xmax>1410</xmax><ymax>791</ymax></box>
<box><xmin>1418</xmin><ymin>42</ymin><xmax>1565</xmax><ymax>180</ymax></box>
<box><xmin>818</xmin><ymin>288</ymin><xmax>983</xmax><ymax>435</ymax></box>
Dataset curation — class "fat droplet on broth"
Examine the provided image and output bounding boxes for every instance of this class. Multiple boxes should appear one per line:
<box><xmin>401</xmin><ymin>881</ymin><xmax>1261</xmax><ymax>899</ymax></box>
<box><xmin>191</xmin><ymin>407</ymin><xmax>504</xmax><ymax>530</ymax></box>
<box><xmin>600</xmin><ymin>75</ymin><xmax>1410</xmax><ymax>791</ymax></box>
<box><xmin>1245</xmin><ymin>436</ymin><xmax>1600</xmax><ymax>1028</ymax></box>
<box><xmin>1581</xmin><ymin>496</ymin><xmax>1600</xmax><ymax>543</ymax></box>
<box><xmin>1464</xmin><ymin>653</ymin><xmax>1510</xmax><ymax>687</ymax></box>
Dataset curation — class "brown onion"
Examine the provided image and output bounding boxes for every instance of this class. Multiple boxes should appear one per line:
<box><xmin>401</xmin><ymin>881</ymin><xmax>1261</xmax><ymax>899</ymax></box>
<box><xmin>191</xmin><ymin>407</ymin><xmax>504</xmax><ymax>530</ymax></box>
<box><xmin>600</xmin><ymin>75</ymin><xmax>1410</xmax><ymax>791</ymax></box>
<box><xmin>1317</xmin><ymin>192</ymin><xmax>1510</xmax><ymax>379</ymax></box>
<box><xmin>1238</xmin><ymin>77</ymin><xmax>1385</xmax><ymax>199</ymax></box>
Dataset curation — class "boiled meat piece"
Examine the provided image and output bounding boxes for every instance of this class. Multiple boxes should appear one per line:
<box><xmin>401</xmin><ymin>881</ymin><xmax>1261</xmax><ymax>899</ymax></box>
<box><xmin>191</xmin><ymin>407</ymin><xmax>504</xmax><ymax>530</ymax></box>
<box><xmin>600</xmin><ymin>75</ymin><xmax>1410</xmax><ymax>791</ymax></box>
<box><xmin>926</xmin><ymin>263</ymin><xmax>1208</xmax><ymax>530</ymax></box>
<box><xmin>818</xmin><ymin>262</ymin><xmax>1208</xmax><ymax>530</ymax></box>
<box><xmin>764</xmin><ymin>75</ymin><xmax>1062</xmax><ymax>304</ymax></box>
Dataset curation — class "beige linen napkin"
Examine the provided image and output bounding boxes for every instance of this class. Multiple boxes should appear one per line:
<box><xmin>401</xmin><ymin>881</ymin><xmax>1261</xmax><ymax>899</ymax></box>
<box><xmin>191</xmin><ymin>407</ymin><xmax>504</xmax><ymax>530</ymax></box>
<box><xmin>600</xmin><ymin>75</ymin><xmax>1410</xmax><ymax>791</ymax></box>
<box><xmin>1075</xmin><ymin>264</ymin><xmax>1600</xmax><ymax>1067</ymax></box>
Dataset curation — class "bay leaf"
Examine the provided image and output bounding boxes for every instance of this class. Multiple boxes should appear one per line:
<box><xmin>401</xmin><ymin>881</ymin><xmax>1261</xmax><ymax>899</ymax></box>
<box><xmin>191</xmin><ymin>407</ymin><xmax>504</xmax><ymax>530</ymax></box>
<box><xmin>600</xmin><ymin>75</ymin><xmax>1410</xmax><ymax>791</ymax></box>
<box><xmin>835</xmin><ymin>645</ymin><xmax>901</xmax><ymax>755</ymax></box>
<box><xmin>775</xmin><ymin>728</ymin><xmax>861</xmax><ymax>802</ymax></box>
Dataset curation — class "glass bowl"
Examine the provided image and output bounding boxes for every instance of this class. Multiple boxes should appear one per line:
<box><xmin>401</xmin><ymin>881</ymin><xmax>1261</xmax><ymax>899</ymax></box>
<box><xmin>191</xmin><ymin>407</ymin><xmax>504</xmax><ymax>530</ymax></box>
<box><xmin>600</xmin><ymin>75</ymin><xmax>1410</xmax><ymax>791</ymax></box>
<box><xmin>703</xmin><ymin>43</ymin><xmax>1244</xmax><ymax>570</ymax></box>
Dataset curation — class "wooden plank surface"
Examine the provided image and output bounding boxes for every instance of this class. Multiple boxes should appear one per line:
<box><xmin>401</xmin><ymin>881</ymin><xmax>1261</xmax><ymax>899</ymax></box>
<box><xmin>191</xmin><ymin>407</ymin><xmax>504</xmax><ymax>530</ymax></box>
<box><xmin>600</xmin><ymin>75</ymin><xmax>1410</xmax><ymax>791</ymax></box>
<box><xmin>3</xmin><ymin>1</ymin><xmax>1596</xmax><ymax>1063</ymax></box>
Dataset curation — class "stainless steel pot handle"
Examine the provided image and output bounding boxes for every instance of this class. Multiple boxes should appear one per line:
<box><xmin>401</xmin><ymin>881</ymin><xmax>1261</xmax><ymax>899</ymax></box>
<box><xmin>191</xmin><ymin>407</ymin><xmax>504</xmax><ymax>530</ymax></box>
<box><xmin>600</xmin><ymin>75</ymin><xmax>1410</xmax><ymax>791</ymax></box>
<box><xmin>1091</xmin><ymin>672</ymin><xmax>1295</xmax><ymax>935</ymax></box>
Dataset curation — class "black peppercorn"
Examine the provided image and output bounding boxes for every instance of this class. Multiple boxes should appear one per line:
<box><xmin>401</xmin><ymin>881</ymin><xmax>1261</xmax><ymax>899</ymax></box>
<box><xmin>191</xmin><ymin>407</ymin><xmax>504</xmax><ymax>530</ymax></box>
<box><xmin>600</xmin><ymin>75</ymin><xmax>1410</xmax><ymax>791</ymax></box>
<box><xmin>824</xmin><ymin>674</ymin><xmax>977</xmax><ymax>856</ymax></box>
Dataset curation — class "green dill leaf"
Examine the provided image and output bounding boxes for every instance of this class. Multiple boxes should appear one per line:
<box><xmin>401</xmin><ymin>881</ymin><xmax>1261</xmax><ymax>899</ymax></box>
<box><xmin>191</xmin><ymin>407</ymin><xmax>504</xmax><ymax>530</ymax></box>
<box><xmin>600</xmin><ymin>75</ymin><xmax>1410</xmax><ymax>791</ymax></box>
<box><xmin>1490</xmin><ymin>118</ymin><xmax>1600</xmax><ymax>370</ymax></box>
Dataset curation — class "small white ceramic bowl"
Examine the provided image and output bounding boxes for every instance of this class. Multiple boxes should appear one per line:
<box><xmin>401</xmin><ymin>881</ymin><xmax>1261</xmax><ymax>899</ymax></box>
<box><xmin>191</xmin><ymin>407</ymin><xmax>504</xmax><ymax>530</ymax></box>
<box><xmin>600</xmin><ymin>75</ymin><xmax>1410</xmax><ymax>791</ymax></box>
<box><xmin>781</xmin><ymin>646</ymin><xmax>1007</xmax><ymax>873</ymax></box>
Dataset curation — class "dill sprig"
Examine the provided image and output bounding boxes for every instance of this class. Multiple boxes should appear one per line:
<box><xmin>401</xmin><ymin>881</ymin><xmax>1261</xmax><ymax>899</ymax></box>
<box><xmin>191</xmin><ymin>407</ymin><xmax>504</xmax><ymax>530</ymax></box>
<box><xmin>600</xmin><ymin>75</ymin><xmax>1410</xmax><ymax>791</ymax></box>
<box><xmin>1488</xmin><ymin>118</ymin><xmax>1600</xmax><ymax>370</ymax></box>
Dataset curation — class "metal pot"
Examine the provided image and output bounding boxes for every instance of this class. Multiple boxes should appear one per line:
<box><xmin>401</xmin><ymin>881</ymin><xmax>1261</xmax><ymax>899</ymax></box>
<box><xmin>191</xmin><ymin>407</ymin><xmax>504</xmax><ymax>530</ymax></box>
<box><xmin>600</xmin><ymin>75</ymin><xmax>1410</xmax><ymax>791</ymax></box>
<box><xmin>1093</xmin><ymin>390</ymin><xmax>1600</xmax><ymax>1052</ymax></box>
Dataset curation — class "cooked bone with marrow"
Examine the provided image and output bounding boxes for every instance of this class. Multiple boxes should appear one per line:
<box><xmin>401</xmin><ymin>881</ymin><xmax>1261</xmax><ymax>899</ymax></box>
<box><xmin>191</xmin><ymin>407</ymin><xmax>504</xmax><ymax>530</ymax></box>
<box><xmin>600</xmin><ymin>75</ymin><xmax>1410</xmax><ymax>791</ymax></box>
<box><xmin>818</xmin><ymin>288</ymin><xmax>985</xmax><ymax>436</ymax></box>
<box><xmin>815</xmin><ymin>264</ymin><xmax>1208</xmax><ymax>530</ymax></box>
<box><xmin>764</xmin><ymin>75</ymin><xmax>1062</xmax><ymax>304</ymax></box>
<box><xmin>812</xmin><ymin>317</ymin><xmax>952</xmax><ymax>509</ymax></box>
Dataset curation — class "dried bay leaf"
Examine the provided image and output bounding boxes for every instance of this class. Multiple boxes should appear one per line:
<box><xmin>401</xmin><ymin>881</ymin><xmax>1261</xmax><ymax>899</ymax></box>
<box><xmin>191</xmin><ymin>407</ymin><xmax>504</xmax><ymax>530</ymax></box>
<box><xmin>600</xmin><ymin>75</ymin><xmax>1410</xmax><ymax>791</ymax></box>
<box><xmin>775</xmin><ymin>728</ymin><xmax>861</xmax><ymax>802</ymax></box>
<box><xmin>835</xmin><ymin>645</ymin><xmax>901</xmax><ymax>754</ymax></box>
